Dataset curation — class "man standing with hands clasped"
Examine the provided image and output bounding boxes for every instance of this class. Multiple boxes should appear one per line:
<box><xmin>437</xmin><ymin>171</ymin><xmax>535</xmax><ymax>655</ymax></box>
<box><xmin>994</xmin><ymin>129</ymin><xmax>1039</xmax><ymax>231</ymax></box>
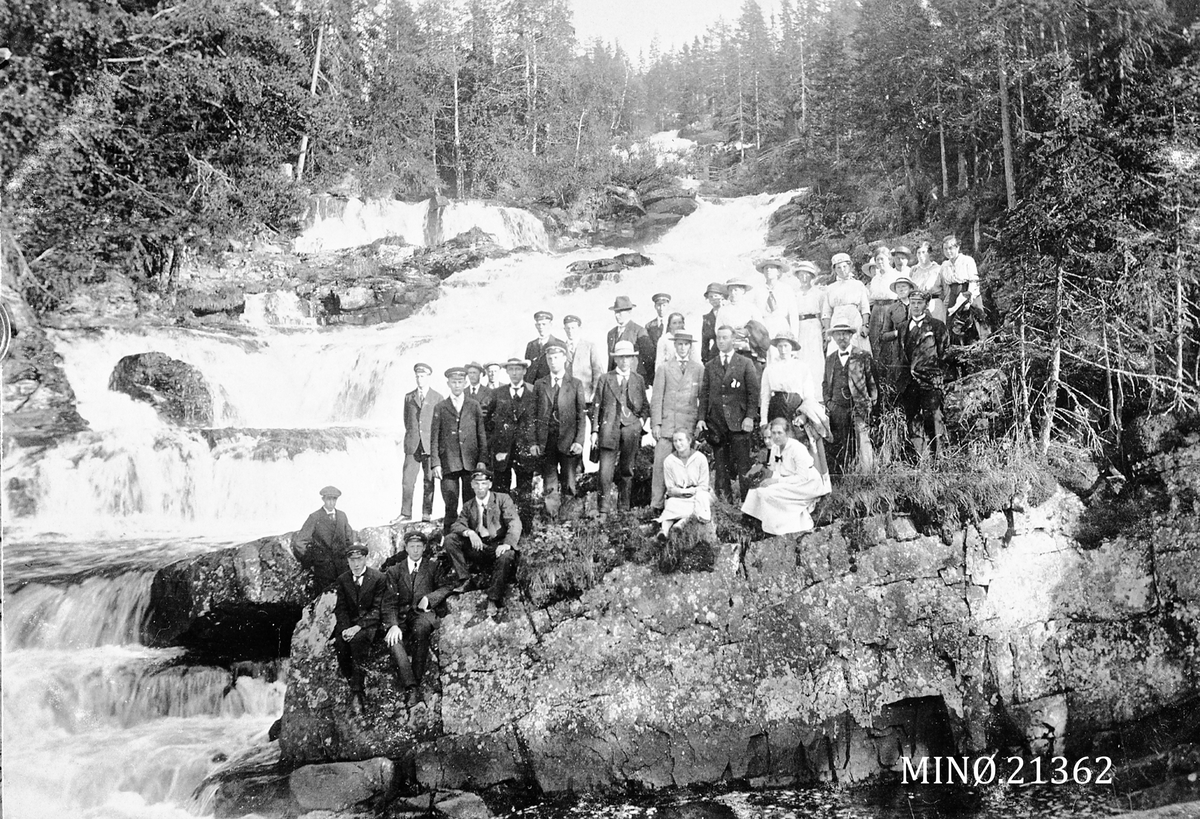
<box><xmin>382</xmin><ymin>530</ymin><xmax>455</xmax><ymax>709</ymax></box>
<box><xmin>443</xmin><ymin>467</ymin><xmax>522</xmax><ymax>621</ymax></box>
<box><xmin>535</xmin><ymin>342</ymin><xmax>587</xmax><ymax>503</ymax></box>
<box><xmin>699</xmin><ymin>326</ymin><xmax>761</xmax><ymax>503</ymax></box>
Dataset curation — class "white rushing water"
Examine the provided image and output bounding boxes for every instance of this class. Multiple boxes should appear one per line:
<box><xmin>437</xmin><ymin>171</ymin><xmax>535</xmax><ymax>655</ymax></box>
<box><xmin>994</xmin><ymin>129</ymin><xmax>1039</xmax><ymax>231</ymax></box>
<box><xmin>3</xmin><ymin>191</ymin><xmax>795</xmax><ymax>817</ymax></box>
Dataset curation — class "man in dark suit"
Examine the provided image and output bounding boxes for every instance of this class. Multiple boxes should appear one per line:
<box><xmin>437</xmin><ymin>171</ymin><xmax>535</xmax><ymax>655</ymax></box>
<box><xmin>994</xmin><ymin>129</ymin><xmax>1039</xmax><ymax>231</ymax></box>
<box><xmin>295</xmin><ymin>485</ymin><xmax>354</xmax><ymax>593</ymax></box>
<box><xmin>605</xmin><ymin>296</ymin><xmax>656</xmax><ymax>386</ymax></box>
<box><xmin>524</xmin><ymin>310</ymin><xmax>567</xmax><ymax>386</ymax></box>
<box><xmin>897</xmin><ymin>290</ymin><xmax>948</xmax><ymax>459</ymax></box>
<box><xmin>464</xmin><ymin>361</ymin><xmax>493</xmax><ymax>414</ymax></box>
<box><xmin>443</xmin><ymin>467</ymin><xmax>522</xmax><ymax>620</ymax></box>
<box><xmin>698</xmin><ymin>326</ymin><xmax>761</xmax><ymax>502</ymax></box>
<box><xmin>381</xmin><ymin>530</ymin><xmax>455</xmax><ymax>708</ymax></box>
<box><xmin>485</xmin><ymin>357</ymin><xmax>540</xmax><ymax>531</ymax></box>
<box><xmin>591</xmin><ymin>340</ymin><xmax>650</xmax><ymax>514</ymax></box>
<box><xmin>332</xmin><ymin>542</ymin><xmax>384</xmax><ymax>715</ymax></box>
<box><xmin>431</xmin><ymin>366</ymin><xmax>489</xmax><ymax>535</ymax></box>
<box><xmin>645</xmin><ymin>292</ymin><xmax>672</xmax><ymax>350</ymax></box>
<box><xmin>399</xmin><ymin>363</ymin><xmax>443</xmax><ymax>523</ymax></box>
<box><xmin>535</xmin><ymin>343</ymin><xmax>587</xmax><ymax>501</ymax></box>
<box><xmin>701</xmin><ymin>282</ymin><xmax>727</xmax><ymax>364</ymax></box>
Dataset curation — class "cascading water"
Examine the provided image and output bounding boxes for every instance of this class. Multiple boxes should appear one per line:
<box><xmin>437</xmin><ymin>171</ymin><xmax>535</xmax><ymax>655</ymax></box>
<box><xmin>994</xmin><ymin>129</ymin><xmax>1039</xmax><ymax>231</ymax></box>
<box><xmin>3</xmin><ymin>192</ymin><xmax>795</xmax><ymax>817</ymax></box>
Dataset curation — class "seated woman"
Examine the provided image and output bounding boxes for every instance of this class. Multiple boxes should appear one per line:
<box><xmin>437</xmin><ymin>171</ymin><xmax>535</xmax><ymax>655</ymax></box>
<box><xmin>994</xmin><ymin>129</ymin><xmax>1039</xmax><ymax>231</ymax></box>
<box><xmin>742</xmin><ymin>418</ymin><xmax>830</xmax><ymax>536</ymax></box>
<box><xmin>759</xmin><ymin>332</ymin><xmax>831</xmax><ymax>485</ymax></box>
<box><xmin>656</xmin><ymin>428</ymin><xmax>711</xmax><ymax>539</ymax></box>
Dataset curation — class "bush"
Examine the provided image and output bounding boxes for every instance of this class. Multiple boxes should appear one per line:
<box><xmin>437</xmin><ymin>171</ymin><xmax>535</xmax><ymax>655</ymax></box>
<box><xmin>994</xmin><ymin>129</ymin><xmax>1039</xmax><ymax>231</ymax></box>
<box><xmin>656</xmin><ymin>517</ymin><xmax>716</xmax><ymax>575</ymax></box>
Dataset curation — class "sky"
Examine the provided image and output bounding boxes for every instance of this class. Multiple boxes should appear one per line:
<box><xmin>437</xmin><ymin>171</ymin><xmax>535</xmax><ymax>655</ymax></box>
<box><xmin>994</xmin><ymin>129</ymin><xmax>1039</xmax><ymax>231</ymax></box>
<box><xmin>570</xmin><ymin>0</ymin><xmax>782</xmax><ymax>62</ymax></box>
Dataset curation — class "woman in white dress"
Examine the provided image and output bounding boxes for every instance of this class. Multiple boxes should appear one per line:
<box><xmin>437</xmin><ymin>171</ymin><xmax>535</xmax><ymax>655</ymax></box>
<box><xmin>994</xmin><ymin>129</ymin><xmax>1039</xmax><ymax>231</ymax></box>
<box><xmin>909</xmin><ymin>240</ymin><xmax>946</xmax><ymax>324</ymax></box>
<box><xmin>759</xmin><ymin>332</ymin><xmax>831</xmax><ymax>486</ymax></box>
<box><xmin>742</xmin><ymin>418</ymin><xmax>830</xmax><ymax>536</ymax></box>
<box><xmin>792</xmin><ymin>260</ymin><xmax>826</xmax><ymax>397</ymax></box>
<box><xmin>820</xmin><ymin>253</ymin><xmax>871</xmax><ymax>355</ymax></box>
<box><xmin>656</xmin><ymin>428</ymin><xmax>711</xmax><ymax>539</ymax></box>
<box><xmin>655</xmin><ymin>312</ymin><xmax>702</xmax><ymax>367</ymax></box>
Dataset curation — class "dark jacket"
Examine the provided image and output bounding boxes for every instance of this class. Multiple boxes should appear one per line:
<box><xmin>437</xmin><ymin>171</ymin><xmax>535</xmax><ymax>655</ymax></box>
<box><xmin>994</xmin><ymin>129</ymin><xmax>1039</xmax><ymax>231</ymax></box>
<box><xmin>524</xmin><ymin>335</ymin><xmax>567</xmax><ymax>386</ymax></box>
<box><xmin>295</xmin><ymin>508</ymin><xmax>354</xmax><ymax>587</ymax></box>
<box><xmin>430</xmin><ymin>395</ymin><xmax>489</xmax><ymax>474</ymax></box>
<box><xmin>403</xmin><ymin>387</ymin><xmax>443</xmax><ymax>457</ymax></box>
<box><xmin>534</xmin><ymin>373</ymin><xmax>587</xmax><ymax>453</ymax></box>
<box><xmin>382</xmin><ymin>557</ymin><xmax>455</xmax><ymax>623</ymax></box>
<box><xmin>898</xmin><ymin>314</ymin><xmax>948</xmax><ymax>392</ymax></box>
<box><xmin>699</xmin><ymin>352</ymin><xmax>761</xmax><ymax>432</ymax></box>
<box><xmin>590</xmin><ymin>370</ymin><xmax>649</xmax><ymax>450</ymax></box>
<box><xmin>486</xmin><ymin>382</ymin><xmax>539</xmax><ymax>465</ymax></box>
<box><xmin>646</xmin><ymin>316</ymin><xmax>665</xmax><ymax>350</ymax></box>
<box><xmin>606</xmin><ymin>322</ymin><xmax>656</xmax><ymax>383</ymax></box>
<box><xmin>334</xmin><ymin>566</ymin><xmax>385</xmax><ymax>633</ymax></box>
<box><xmin>824</xmin><ymin>347</ymin><xmax>878</xmax><ymax>418</ymax></box>
<box><xmin>450</xmin><ymin>491</ymin><xmax>523</xmax><ymax>547</ymax></box>
<box><xmin>701</xmin><ymin>309</ymin><xmax>719</xmax><ymax>363</ymax></box>
<box><xmin>465</xmin><ymin>383</ymin><xmax>493</xmax><ymax>419</ymax></box>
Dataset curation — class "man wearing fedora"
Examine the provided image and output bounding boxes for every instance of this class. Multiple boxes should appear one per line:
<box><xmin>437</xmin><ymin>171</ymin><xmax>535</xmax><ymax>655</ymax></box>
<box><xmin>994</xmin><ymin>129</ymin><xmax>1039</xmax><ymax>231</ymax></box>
<box><xmin>333</xmin><ymin>541</ymin><xmax>384</xmax><ymax>715</ymax></box>
<box><xmin>535</xmin><ymin>342</ymin><xmax>587</xmax><ymax>501</ymax></box>
<box><xmin>295</xmin><ymin>485</ymin><xmax>355</xmax><ymax>593</ymax></box>
<box><xmin>592</xmin><ymin>339</ymin><xmax>650</xmax><ymax>514</ymax></box>
<box><xmin>824</xmin><ymin>304</ymin><xmax>879</xmax><ymax>473</ymax></box>
<box><xmin>485</xmin><ymin>357</ymin><xmax>540</xmax><ymax>531</ymax></box>
<box><xmin>650</xmin><ymin>331</ymin><xmax>704</xmax><ymax>510</ymax></box>
<box><xmin>898</xmin><ymin>290</ymin><xmax>948</xmax><ymax>459</ymax></box>
<box><xmin>524</xmin><ymin>310</ymin><xmax>566</xmax><ymax>386</ymax></box>
<box><xmin>698</xmin><ymin>326</ymin><xmax>761</xmax><ymax>502</ymax></box>
<box><xmin>646</xmin><ymin>292</ymin><xmax>672</xmax><ymax>350</ymax></box>
<box><xmin>382</xmin><ymin>530</ymin><xmax>455</xmax><ymax>708</ymax></box>
<box><xmin>431</xmin><ymin>366</ymin><xmax>489</xmax><ymax>534</ymax></box>
<box><xmin>399</xmin><ymin>363</ymin><xmax>443</xmax><ymax>524</ymax></box>
<box><xmin>701</xmin><ymin>282</ymin><xmax>727</xmax><ymax>364</ymax></box>
<box><xmin>464</xmin><ymin>361</ymin><xmax>493</xmax><ymax>414</ymax></box>
<box><xmin>443</xmin><ymin>467</ymin><xmax>522</xmax><ymax>620</ymax></box>
<box><xmin>606</xmin><ymin>295</ymin><xmax>656</xmax><ymax>386</ymax></box>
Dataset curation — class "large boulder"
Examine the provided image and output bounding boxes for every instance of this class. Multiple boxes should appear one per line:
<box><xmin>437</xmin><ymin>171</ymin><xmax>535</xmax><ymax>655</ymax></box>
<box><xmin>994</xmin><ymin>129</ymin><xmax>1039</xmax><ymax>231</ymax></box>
<box><xmin>766</xmin><ymin>192</ymin><xmax>813</xmax><ymax>248</ymax></box>
<box><xmin>289</xmin><ymin>758</ymin><xmax>395</xmax><ymax>811</ymax></box>
<box><xmin>108</xmin><ymin>352</ymin><xmax>214</xmax><ymax>426</ymax></box>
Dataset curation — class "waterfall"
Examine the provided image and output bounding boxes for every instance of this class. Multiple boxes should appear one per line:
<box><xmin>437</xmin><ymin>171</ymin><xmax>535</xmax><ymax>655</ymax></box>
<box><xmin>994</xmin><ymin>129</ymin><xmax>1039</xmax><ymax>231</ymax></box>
<box><xmin>242</xmin><ymin>291</ymin><xmax>315</xmax><ymax>328</ymax></box>
<box><xmin>5</xmin><ymin>572</ymin><xmax>155</xmax><ymax>649</ymax></box>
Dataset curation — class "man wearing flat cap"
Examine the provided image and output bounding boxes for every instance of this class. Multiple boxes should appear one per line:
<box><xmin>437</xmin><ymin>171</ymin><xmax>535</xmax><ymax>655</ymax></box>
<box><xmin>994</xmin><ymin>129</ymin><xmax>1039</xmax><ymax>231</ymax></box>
<box><xmin>701</xmin><ymin>282</ymin><xmax>728</xmax><ymax>364</ymax></box>
<box><xmin>606</xmin><ymin>296</ymin><xmax>656</xmax><ymax>386</ymax></box>
<box><xmin>650</xmin><ymin>331</ymin><xmax>704</xmax><ymax>510</ymax></box>
<box><xmin>382</xmin><ymin>530</ymin><xmax>455</xmax><ymax>708</ymax></box>
<box><xmin>443</xmin><ymin>467</ymin><xmax>522</xmax><ymax>620</ymax></box>
<box><xmin>524</xmin><ymin>310</ymin><xmax>567</xmax><ymax>386</ymax></box>
<box><xmin>333</xmin><ymin>541</ymin><xmax>384</xmax><ymax>715</ymax></box>
<box><xmin>485</xmin><ymin>357</ymin><xmax>540</xmax><ymax>530</ymax></box>
<box><xmin>295</xmin><ymin>485</ymin><xmax>355</xmax><ymax>593</ymax></box>
<box><xmin>535</xmin><ymin>342</ymin><xmax>587</xmax><ymax>502</ymax></box>
<box><xmin>399</xmin><ymin>363</ymin><xmax>443</xmax><ymax>524</ymax></box>
<box><xmin>591</xmin><ymin>339</ymin><xmax>650</xmax><ymax>515</ymax></box>
<box><xmin>464</xmin><ymin>361</ymin><xmax>493</xmax><ymax>415</ymax></box>
<box><xmin>646</xmin><ymin>292</ymin><xmax>672</xmax><ymax>350</ymax></box>
<box><xmin>431</xmin><ymin>366</ymin><xmax>489</xmax><ymax>534</ymax></box>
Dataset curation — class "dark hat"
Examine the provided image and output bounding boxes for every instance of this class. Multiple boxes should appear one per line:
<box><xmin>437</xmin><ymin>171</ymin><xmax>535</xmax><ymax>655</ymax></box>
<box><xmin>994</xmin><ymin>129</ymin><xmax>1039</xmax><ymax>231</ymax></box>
<box><xmin>909</xmin><ymin>289</ymin><xmax>931</xmax><ymax>302</ymax></box>
<box><xmin>465</xmin><ymin>361</ymin><xmax>485</xmax><ymax>373</ymax></box>
<box><xmin>563</xmin><ymin>314</ymin><xmax>582</xmax><ymax>326</ymax></box>
<box><xmin>319</xmin><ymin>485</ymin><xmax>342</xmax><ymax>498</ymax></box>
<box><xmin>544</xmin><ymin>342</ymin><xmax>567</xmax><ymax>355</ymax></box>
<box><xmin>346</xmin><ymin>542</ymin><xmax>369</xmax><ymax>556</ymax></box>
<box><xmin>444</xmin><ymin>365</ymin><xmax>467</xmax><ymax>378</ymax></box>
<box><xmin>704</xmin><ymin>282</ymin><xmax>729</xmax><ymax>298</ymax></box>
<box><xmin>652</xmin><ymin>292</ymin><xmax>672</xmax><ymax>304</ymax></box>
<box><xmin>892</xmin><ymin>245</ymin><xmax>912</xmax><ymax>258</ymax></box>
<box><xmin>471</xmin><ymin>466</ymin><xmax>494</xmax><ymax>481</ymax></box>
<box><xmin>609</xmin><ymin>295</ymin><xmax>636</xmax><ymax>312</ymax></box>
<box><xmin>402</xmin><ymin>530</ymin><xmax>426</xmax><ymax>546</ymax></box>
<box><xmin>671</xmin><ymin>332</ymin><xmax>695</xmax><ymax>344</ymax></box>
<box><xmin>534</xmin><ymin>310</ymin><xmax>554</xmax><ymax>321</ymax></box>
<box><xmin>413</xmin><ymin>362</ymin><xmax>433</xmax><ymax>375</ymax></box>
<box><xmin>503</xmin><ymin>357</ymin><xmax>530</xmax><ymax>369</ymax></box>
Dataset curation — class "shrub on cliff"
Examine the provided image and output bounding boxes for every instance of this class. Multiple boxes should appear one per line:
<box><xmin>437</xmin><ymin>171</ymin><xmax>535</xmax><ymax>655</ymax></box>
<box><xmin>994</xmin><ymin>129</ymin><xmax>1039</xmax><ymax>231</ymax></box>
<box><xmin>517</xmin><ymin>520</ymin><xmax>630</xmax><ymax>608</ymax></box>
<box><xmin>656</xmin><ymin>517</ymin><xmax>717</xmax><ymax>575</ymax></box>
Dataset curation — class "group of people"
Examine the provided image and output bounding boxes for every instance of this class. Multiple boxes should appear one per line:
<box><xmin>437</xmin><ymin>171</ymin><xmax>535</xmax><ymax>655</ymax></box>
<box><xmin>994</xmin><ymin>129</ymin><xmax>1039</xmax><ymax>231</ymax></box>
<box><xmin>295</xmin><ymin>234</ymin><xmax>987</xmax><ymax>712</ymax></box>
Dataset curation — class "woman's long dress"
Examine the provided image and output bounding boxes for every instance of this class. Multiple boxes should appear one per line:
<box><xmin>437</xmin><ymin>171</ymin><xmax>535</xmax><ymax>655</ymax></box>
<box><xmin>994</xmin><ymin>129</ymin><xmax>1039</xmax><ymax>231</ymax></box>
<box><xmin>910</xmin><ymin>261</ymin><xmax>946</xmax><ymax>324</ymax></box>
<box><xmin>658</xmin><ymin>450</ymin><xmax>712</xmax><ymax>526</ymax></box>
<box><xmin>867</xmin><ymin>270</ymin><xmax>899</xmax><ymax>375</ymax></box>
<box><xmin>821</xmin><ymin>279</ymin><xmax>871</xmax><ymax>355</ymax></box>
<box><xmin>794</xmin><ymin>285</ymin><xmax>826</xmax><ymax>394</ymax></box>
<box><xmin>741</xmin><ymin>437</ymin><xmax>829</xmax><ymax>535</ymax></box>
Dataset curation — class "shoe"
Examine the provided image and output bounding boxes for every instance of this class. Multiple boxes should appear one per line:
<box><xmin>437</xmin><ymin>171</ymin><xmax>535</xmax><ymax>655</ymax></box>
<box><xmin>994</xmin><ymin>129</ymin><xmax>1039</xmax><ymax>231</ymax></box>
<box><xmin>390</xmin><ymin>513</ymin><xmax>412</xmax><ymax>525</ymax></box>
<box><xmin>451</xmin><ymin>577</ymin><xmax>472</xmax><ymax>594</ymax></box>
<box><xmin>405</xmin><ymin>686</ymin><xmax>423</xmax><ymax>709</ymax></box>
<box><xmin>350</xmin><ymin>691</ymin><xmax>366</xmax><ymax>716</ymax></box>
<box><xmin>421</xmin><ymin>515</ymin><xmax>431</xmax><ymax>523</ymax></box>
<box><xmin>486</xmin><ymin>602</ymin><xmax>501</xmax><ymax>621</ymax></box>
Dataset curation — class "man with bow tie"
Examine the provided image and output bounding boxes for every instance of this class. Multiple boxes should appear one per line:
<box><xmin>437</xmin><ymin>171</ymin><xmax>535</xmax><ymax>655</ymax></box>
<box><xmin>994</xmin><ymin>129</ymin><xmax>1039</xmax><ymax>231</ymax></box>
<box><xmin>898</xmin><ymin>290</ymin><xmax>948</xmax><ymax>459</ymax></box>
<box><xmin>332</xmin><ymin>542</ymin><xmax>383</xmax><ymax>715</ymax></box>
<box><xmin>431</xmin><ymin>366</ymin><xmax>489</xmax><ymax>535</ymax></box>
<box><xmin>295</xmin><ymin>485</ymin><xmax>355</xmax><ymax>593</ymax></box>
<box><xmin>698</xmin><ymin>326</ymin><xmax>761</xmax><ymax>503</ymax></box>
<box><xmin>591</xmin><ymin>340</ymin><xmax>650</xmax><ymax>515</ymax></box>
<box><xmin>381</xmin><ymin>530</ymin><xmax>455</xmax><ymax>708</ymax></box>
<box><xmin>443</xmin><ymin>467</ymin><xmax>522</xmax><ymax>620</ymax></box>
<box><xmin>398</xmin><ymin>363</ymin><xmax>443</xmax><ymax>524</ymax></box>
<box><xmin>824</xmin><ymin>305</ymin><xmax>878</xmax><ymax>473</ymax></box>
<box><xmin>650</xmin><ymin>331</ymin><xmax>704</xmax><ymax>510</ymax></box>
<box><xmin>535</xmin><ymin>343</ymin><xmax>587</xmax><ymax>503</ymax></box>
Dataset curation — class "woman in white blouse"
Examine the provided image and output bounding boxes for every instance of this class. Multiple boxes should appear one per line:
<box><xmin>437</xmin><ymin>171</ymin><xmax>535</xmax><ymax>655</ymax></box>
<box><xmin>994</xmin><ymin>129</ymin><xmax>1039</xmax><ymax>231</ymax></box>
<box><xmin>656</xmin><ymin>428</ymin><xmax>711</xmax><ymax>539</ymax></box>
<box><xmin>742</xmin><ymin>418</ymin><xmax>830</xmax><ymax>536</ymax></box>
<box><xmin>759</xmin><ymin>332</ymin><xmax>831</xmax><ymax>485</ymax></box>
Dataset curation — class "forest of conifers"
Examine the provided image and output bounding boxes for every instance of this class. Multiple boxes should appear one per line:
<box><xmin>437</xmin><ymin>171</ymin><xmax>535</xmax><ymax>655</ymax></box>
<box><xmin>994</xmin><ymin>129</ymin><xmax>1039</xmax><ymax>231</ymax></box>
<box><xmin>2</xmin><ymin>0</ymin><xmax>1199</xmax><ymax>438</ymax></box>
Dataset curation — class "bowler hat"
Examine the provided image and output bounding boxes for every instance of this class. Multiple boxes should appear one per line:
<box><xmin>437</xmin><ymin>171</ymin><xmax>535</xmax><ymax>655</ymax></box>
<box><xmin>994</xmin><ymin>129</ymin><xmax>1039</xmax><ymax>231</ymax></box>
<box><xmin>413</xmin><ymin>362</ymin><xmax>433</xmax><ymax>375</ymax></box>
<box><xmin>503</xmin><ymin>357</ymin><xmax>530</xmax><ymax>369</ymax></box>
<box><xmin>831</xmin><ymin>252</ymin><xmax>852</xmax><ymax>267</ymax></box>
<box><xmin>609</xmin><ymin>296</ymin><xmax>636</xmax><ymax>312</ymax></box>
<box><xmin>319</xmin><ymin>485</ymin><xmax>342</xmax><ymax>498</ymax></box>
<box><xmin>652</xmin><ymin>292</ymin><xmax>672</xmax><ymax>304</ymax></box>
<box><xmin>611</xmin><ymin>340</ymin><xmax>637</xmax><ymax>357</ymax></box>
<box><xmin>672</xmin><ymin>331</ymin><xmax>695</xmax><ymax>344</ymax></box>
<box><xmin>563</xmin><ymin>314</ymin><xmax>582</xmax><ymax>326</ymax></box>
<box><xmin>346</xmin><ymin>542</ymin><xmax>369</xmax><ymax>556</ymax></box>
<box><xmin>890</xmin><ymin>275</ymin><xmax>917</xmax><ymax>294</ymax></box>
<box><xmin>770</xmin><ymin>332</ymin><xmax>800</xmax><ymax>350</ymax></box>
<box><xmin>444</xmin><ymin>366</ymin><xmax>467</xmax><ymax>378</ymax></box>
<box><xmin>704</xmin><ymin>282</ymin><xmax>728</xmax><ymax>298</ymax></box>
<box><xmin>402</xmin><ymin>531</ymin><xmax>426</xmax><ymax>546</ymax></box>
<box><xmin>534</xmin><ymin>310</ymin><xmax>553</xmax><ymax>321</ymax></box>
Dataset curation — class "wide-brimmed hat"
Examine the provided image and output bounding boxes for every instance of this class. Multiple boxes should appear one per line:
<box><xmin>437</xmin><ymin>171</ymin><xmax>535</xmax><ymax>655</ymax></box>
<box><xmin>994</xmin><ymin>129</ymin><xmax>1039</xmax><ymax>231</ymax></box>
<box><xmin>831</xmin><ymin>252</ymin><xmax>852</xmax><ymax>267</ymax></box>
<box><xmin>444</xmin><ymin>366</ymin><xmax>467</xmax><ymax>378</ymax></box>
<box><xmin>319</xmin><ymin>485</ymin><xmax>342</xmax><ymax>498</ymax></box>
<box><xmin>725</xmin><ymin>276</ymin><xmax>754</xmax><ymax>291</ymax></box>
<box><xmin>754</xmin><ymin>257</ymin><xmax>792</xmax><ymax>275</ymax></box>
<box><xmin>672</xmin><ymin>332</ymin><xmax>695</xmax><ymax>344</ymax></box>
<box><xmin>652</xmin><ymin>292</ymin><xmax>672</xmax><ymax>305</ymax></box>
<box><xmin>533</xmin><ymin>310</ymin><xmax>553</xmax><ymax>321</ymax></box>
<box><xmin>609</xmin><ymin>295</ymin><xmax>636</xmax><ymax>312</ymax></box>
<box><xmin>829</xmin><ymin>304</ymin><xmax>862</xmax><ymax>333</ymax></box>
<box><xmin>465</xmin><ymin>361</ymin><xmax>485</xmax><ymax>373</ymax></box>
<box><xmin>890</xmin><ymin>275</ymin><xmax>917</xmax><ymax>294</ymax></box>
<box><xmin>794</xmin><ymin>260</ymin><xmax>820</xmax><ymax>277</ymax></box>
<box><xmin>485</xmin><ymin>361</ymin><xmax>504</xmax><ymax>369</ymax></box>
<box><xmin>704</xmin><ymin>282</ymin><xmax>729</xmax><ymax>298</ymax></box>
<box><xmin>770</xmin><ymin>332</ymin><xmax>800</xmax><ymax>350</ymax></box>
<box><xmin>611</xmin><ymin>340</ymin><xmax>637</xmax><ymax>357</ymax></box>
<box><xmin>892</xmin><ymin>245</ymin><xmax>912</xmax><ymax>258</ymax></box>
<box><xmin>503</xmin><ymin>357</ymin><xmax>530</xmax><ymax>369</ymax></box>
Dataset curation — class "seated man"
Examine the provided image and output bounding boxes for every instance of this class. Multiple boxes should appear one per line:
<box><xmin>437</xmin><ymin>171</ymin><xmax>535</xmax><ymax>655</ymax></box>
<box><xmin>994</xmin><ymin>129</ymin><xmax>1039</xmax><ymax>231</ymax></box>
<box><xmin>442</xmin><ymin>467</ymin><xmax>522</xmax><ymax>620</ymax></box>
<box><xmin>332</xmin><ymin>542</ymin><xmax>384</xmax><ymax>715</ymax></box>
<box><xmin>382</xmin><ymin>530</ymin><xmax>455</xmax><ymax>708</ymax></box>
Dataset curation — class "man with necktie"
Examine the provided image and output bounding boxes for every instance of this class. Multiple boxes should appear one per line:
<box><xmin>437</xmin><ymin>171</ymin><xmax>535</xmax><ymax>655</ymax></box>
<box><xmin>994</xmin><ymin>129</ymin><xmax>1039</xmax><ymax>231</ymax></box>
<box><xmin>332</xmin><ymin>542</ymin><xmax>384</xmax><ymax>715</ymax></box>
<box><xmin>464</xmin><ymin>361</ymin><xmax>493</xmax><ymax>419</ymax></box>
<box><xmin>484</xmin><ymin>357</ymin><xmax>540</xmax><ymax>531</ymax></box>
<box><xmin>591</xmin><ymin>340</ymin><xmax>650</xmax><ymax>515</ymax></box>
<box><xmin>824</xmin><ymin>305</ymin><xmax>878</xmax><ymax>473</ymax></box>
<box><xmin>443</xmin><ymin>467</ymin><xmax>523</xmax><ymax>620</ymax></box>
<box><xmin>650</xmin><ymin>332</ymin><xmax>704</xmax><ymax>510</ymax></box>
<box><xmin>605</xmin><ymin>296</ymin><xmax>656</xmax><ymax>386</ymax></box>
<box><xmin>294</xmin><ymin>485</ymin><xmax>354</xmax><ymax>593</ymax></box>
<box><xmin>381</xmin><ymin>530</ymin><xmax>455</xmax><ymax>708</ymax></box>
<box><xmin>645</xmin><ymin>292</ymin><xmax>672</xmax><ymax>349</ymax></box>
<box><xmin>698</xmin><ymin>326</ymin><xmax>761</xmax><ymax>502</ymax></box>
<box><xmin>430</xmin><ymin>366</ymin><xmax>489</xmax><ymax>535</ymax></box>
<box><xmin>898</xmin><ymin>290</ymin><xmax>948</xmax><ymax>459</ymax></box>
<box><xmin>524</xmin><ymin>310</ymin><xmax>567</xmax><ymax>386</ymax></box>
<box><xmin>398</xmin><ymin>363</ymin><xmax>443</xmax><ymax>523</ymax></box>
<box><xmin>701</xmin><ymin>282</ymin><xmax>728</xmax><ymax>364</ymax></box>
<box><xmin>535</xmin><ymin>342</ymin><xmax>587</xmax><ymax>503</ymax></box>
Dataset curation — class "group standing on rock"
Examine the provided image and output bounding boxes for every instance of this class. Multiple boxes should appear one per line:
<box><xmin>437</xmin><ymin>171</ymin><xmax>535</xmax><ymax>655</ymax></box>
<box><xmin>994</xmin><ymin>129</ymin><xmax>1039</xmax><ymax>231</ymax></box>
<box><xmin>296</xmin><ymin>235</ymin><xmax>989</xmax><ymax>712</ymax></box>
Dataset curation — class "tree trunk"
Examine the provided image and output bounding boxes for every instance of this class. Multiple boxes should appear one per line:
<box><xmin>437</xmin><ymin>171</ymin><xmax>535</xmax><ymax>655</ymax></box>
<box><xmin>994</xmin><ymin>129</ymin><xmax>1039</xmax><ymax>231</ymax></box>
<box><xmin>1018</xmin><ymin>282</ymin><xmax>1032</xmax><ymax>439</ymax></box>
<box><xmin>453</xmin><ymin>69</ymin><xmax>463</xmax><ymax>199</ymax></box>
<box><xmin>1175</xmin><ymin>194</ymin><xmax>1185</xmax><ymax>401</ymax></box>
<box><xmin>998</xmin><ymin>36</ymin><xmax>1017</xmax><ymax>210</ymax></box>
<box><xmin>937</xmin><ymin>87</ymin><xmax>949</xmax><ymax>197</ymax></box>
<box><xmin>295</xmin><ymin>23</ymin><xmax>325</xmax><ymax>182</ymax></box>
<box><xmin>574</xmin><ymin>109</ymin><xmax>586</xmax><ymax>168</ymax></box>
<box><xmin>1040</xmin><ymin>263</ymin><xmax>1064</xmax><ymax>454</ymax></box>
<box><xmin>799</xmin><ymin>35</ymin><xmax>808</xmax><ymax>134</ymax></box>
